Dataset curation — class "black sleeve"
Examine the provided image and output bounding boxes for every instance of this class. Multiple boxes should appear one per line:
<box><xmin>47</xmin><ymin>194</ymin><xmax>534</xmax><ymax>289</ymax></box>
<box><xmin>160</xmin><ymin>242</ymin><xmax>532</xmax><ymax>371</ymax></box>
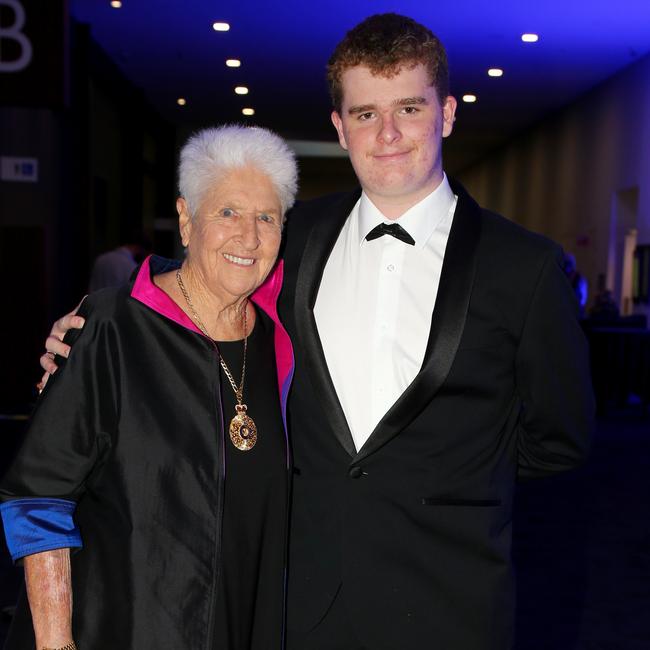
<box><xmin>515</xmin><ymin>246</ymin><xmax>595</xmax><ymax>479</ymax></box>
<box><xmin>1</xmin><ymin>296</ymin><xmax>117</xmax><ymax>501</ymax></box>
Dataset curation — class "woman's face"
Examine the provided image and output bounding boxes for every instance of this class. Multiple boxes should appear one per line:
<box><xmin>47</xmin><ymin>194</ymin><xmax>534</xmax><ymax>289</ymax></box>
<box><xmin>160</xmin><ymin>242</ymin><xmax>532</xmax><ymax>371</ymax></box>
<box><xmin>178</xmin><ymin>166</ymin><xmax>283</xmax><ymax>302</ymax></box>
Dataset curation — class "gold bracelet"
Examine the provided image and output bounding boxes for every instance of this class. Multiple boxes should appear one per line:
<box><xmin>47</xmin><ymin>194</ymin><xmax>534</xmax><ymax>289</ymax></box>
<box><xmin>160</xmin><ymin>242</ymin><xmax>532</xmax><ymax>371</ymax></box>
<box><xmin>42</xmin><ymin>644</ymin><xmax>77</xmax><ymax>650</ymax></box>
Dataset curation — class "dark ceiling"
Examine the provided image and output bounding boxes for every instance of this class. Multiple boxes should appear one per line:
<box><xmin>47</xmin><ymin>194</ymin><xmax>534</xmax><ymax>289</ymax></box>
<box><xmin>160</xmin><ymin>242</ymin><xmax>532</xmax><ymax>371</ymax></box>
<box><xmin>71</xmin><ymin>0</ymin><xmax>650</xmax><ymax>173</ymax></box>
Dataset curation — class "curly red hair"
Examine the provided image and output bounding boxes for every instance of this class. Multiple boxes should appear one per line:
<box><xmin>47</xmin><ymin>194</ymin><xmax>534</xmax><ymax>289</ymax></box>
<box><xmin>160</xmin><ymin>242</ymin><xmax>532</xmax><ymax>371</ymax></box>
<box><xmin>327</xmin><ymin>13</ymin><xmax>450</xmax><ymax>113</ymax></box>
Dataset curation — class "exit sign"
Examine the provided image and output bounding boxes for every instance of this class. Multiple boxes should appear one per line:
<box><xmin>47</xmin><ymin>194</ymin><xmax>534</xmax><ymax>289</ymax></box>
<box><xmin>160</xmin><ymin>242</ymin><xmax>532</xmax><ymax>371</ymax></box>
<box><xmin>1</xmin><ymin>156</ymin><xmax>39</xmax><ymax>182</ymax></box>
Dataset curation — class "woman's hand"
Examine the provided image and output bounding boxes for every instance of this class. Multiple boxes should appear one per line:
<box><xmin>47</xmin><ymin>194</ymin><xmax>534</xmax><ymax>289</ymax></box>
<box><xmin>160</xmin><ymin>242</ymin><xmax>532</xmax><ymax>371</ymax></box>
<box><xmin>38</xmin><ymin>299</ymin><xmax>86</xmax><ymax>390</ymax></box>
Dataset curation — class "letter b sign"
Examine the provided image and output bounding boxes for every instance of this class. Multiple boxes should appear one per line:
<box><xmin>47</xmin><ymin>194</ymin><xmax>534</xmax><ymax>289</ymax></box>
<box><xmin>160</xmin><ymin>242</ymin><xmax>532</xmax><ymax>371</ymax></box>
<box><xmin>0</xmin><ymin>0</ymin><xmax>33</xmax><ymax>72</ymax></box>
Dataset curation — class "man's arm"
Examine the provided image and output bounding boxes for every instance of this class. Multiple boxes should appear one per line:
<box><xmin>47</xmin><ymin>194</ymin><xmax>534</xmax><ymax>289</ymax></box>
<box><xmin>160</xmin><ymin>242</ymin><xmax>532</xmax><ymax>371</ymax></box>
<box><xmin>38</xmin><ymin>300</ymin><xmax>86</xmax><ymax>387</ymax></box>
<box><xmin>24</xmin><ymin>549</ymin><xmax>75</xmax><ymax>649</ymax></box>
<box><xmin>515</xmin><ymin>247</ymin><xmax>595</xmax><ymax>479</ymax></box>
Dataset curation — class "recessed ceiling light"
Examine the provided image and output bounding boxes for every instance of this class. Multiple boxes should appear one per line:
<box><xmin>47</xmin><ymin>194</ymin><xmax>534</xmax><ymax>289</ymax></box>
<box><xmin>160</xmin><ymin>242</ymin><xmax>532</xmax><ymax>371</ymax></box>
<box><xmin>242</xmin><ymin>108</ymin><xmax>255</xmax><ymax>116</ymax></box>
<box><xmin>488</xmin><ymin>68</ymin><xmax>503</xmax><ymax>77</ymax></box>
<box><xmin>235</xmin><ymin>86</ymin><xmax>249</xmax><ymax>95</ymax></box>
<box><xmin>177</xmin><ymin>97</ymin><xmax>186</xmax><ymax>106</ymax></box>
<box><xmin>110</xmin><ymin>0</ymin><xmax>122</xmax><ymax>7</ymax></box>
<box><xmin>213</xmin><ymin>22</ymin><xmax>230</xmax><ymax>32</ymax></box>
<box><xmin>521</xmin><ymin>33</ymin><xmax>539</xmax><ymax>43</ymax></box>
<box><xmin>462</xmin><ymin>94</ymin><xmax>477</xmax><ymax>103</ymax></box>
<box><xmin>226</xmin><ymin>59</ymin><xmax>241</xmax><ymax>68</ymax></box>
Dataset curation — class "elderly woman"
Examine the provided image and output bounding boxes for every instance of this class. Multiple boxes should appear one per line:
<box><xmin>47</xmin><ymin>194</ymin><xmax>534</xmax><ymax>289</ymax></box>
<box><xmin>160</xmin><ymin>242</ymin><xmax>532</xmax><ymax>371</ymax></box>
<box><xmin>0</xmin><ymin>125</ymin><xmax>297</xmax><ymax>650</ymax></box>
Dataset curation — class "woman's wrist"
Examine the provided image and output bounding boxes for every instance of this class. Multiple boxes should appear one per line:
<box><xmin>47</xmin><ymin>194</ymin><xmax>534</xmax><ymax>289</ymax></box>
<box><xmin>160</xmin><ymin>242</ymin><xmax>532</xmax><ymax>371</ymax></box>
<box><xmin>41</xmin><ymin>643</ymin><xmax>77</xmax><ymax>650</ymax></box>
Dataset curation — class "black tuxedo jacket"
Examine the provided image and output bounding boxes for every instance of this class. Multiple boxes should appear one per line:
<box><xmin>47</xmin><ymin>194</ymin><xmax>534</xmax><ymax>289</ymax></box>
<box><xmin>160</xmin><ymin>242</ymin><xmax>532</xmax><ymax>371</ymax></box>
<box><xmin>278</xmin><ymin>180</ymin><xmax>594</xmax><ymax>650</ymax></box>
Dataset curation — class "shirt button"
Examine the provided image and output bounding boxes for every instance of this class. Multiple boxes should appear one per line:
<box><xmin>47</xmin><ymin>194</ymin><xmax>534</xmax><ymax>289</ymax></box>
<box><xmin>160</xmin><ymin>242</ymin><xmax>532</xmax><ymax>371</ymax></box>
<box><xmin>387</xmin><ymin>264</ymin><xmax>395</xmax><ymax>272</ymax></box>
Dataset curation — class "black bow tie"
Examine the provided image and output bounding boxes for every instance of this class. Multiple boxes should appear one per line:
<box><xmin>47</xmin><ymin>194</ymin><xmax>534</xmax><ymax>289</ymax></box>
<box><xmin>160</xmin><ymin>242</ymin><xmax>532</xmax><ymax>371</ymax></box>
<box><xmin>365</xmin><ymin>222</ymin><xmax>415</xmax><ymax>246</ymax></box>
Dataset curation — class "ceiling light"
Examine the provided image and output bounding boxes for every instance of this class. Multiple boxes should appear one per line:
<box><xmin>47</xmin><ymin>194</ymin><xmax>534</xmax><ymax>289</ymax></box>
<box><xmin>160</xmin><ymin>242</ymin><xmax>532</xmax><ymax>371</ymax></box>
<box><xmin>226</xmin><ymin>59</ymin><xmax>241</xmax><ymax>68</ymax></box>
<box><xmin>242</xmin><ymin>108</ymin><xmax>255</xmax><ymax>116</ymax></box>
<box><xmin>488</xmin><ymin>68</ymin><xmax>503</xmax><ymax>77</ymax></box>
<box><xmin>521</xmin><ymin>33</ymin><xmax>539</xmax><ymax>43</ymax></box>
<box><xmin>177</xmin><ymin>97</ymin><xmax>186</xmax><ymax>106</ymax></box>
<box><xmin>235</xmin><ymin>86</ymin><xmax>249</xmax><ymax>95</ymax></box>
<box><xmin>110</xmin><ymin>0</ymin><xmax>122</xmax><ymax>7</ymax></box>
<box><xmin>213</xmin><ymin>22</ymin><xmax>230</xmax><ymax>32</ymax></box>
<box><xmin>462</xmin><ymin>94</ymin><xmax>477</xmax><ymax>103</ymax></box>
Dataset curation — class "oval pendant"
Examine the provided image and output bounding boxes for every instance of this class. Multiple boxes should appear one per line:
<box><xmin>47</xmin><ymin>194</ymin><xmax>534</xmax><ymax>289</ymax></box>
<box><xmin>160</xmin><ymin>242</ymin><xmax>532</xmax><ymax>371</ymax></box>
<box><xmin>229</xmin><ymin>405</ymin><xmax>257</xmax><ymax>451</ymax></box>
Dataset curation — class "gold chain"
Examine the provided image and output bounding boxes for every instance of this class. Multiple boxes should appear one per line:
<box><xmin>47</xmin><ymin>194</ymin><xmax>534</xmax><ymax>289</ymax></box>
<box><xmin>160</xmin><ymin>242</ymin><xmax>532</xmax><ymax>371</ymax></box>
<box><xmin>176</xmin><ymin>269</ymin><xmax>247</xmax><ymax>403</ymax></box>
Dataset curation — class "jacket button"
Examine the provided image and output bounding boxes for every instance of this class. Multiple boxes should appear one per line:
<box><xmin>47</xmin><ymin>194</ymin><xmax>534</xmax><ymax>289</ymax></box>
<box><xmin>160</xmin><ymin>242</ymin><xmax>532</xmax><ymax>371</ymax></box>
<box><xmin>349</xmin><ymin>466</ymin><xmax>363</xmax><ymax>479</ymax></box>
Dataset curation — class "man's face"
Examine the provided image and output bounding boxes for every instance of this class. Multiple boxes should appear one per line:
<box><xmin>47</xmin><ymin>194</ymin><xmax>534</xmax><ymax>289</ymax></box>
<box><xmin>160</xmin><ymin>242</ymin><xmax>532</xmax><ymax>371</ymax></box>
<box><xmin>331</xmin><ymin>63</ymin><xmax>456</xmax><ymax>216</ymax></box>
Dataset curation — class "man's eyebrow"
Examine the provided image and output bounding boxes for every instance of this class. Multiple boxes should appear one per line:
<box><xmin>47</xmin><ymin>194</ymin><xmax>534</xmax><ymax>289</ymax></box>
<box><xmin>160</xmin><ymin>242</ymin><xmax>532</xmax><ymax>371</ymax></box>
<box><xmin>395</xmin><ymin>96</ymin><xmax>428</xmax><ymax>106</ymax></box>
<box><xmin>347</xmin><ymin>97</ymin><xmax>428</xmax><ymax>115</ymax></box>
<box><xmin>348</xmin><ymin>104</ymin><xmax>376</xmax><ymax>115</ymax></box>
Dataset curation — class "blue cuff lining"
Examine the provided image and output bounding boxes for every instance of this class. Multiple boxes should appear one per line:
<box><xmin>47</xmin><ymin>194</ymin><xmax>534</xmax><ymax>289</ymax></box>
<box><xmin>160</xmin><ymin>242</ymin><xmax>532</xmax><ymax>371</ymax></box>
<box><xmin>0</xmin><ymin>498</ymin><xmax>83</xmax><ymax>563</ymax></box>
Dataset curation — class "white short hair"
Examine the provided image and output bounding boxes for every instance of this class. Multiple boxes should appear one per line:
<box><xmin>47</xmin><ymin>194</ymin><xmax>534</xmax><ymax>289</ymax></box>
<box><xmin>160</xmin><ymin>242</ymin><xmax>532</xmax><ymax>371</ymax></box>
<box><xmin>178</xmin><ymin>125</ymin><xmax>298</xmax><ymax>217</ymax></box>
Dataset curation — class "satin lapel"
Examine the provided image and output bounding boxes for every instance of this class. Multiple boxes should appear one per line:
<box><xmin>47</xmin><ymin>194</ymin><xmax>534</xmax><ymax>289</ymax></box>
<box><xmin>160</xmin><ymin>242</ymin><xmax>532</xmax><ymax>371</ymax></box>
<box><xmin>355</xmin><ymin>183</ymin><xmax>482</xmax><ymax>463</ymax></box>
<box><xmin>294</xmin><ymin>190</ymin><xmax>361</xmax><ymax>458</ymax></box>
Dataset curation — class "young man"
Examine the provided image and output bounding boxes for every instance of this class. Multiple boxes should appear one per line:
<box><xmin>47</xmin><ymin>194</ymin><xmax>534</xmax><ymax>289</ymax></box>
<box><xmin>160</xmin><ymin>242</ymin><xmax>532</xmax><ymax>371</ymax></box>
<box><xmin>278</xmin><ymin>14</ymin><xmax>593</xmax><ymax>650</ymax></box>
<box><xmin>39</xmin><ymin>13</ymin><xmax>593</xmax><ymax>650</ymax></box>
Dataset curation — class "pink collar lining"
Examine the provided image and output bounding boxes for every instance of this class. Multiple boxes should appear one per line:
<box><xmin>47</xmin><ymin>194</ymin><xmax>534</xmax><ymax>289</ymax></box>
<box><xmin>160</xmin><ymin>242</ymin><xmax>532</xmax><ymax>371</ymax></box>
<box><xmin>130</xmin><ymin>256</ymin><xmax>204</xmax><ymax>335</ymax></box>
<box><xmin>130</xmin><ymin>255</ymin><xmax>285</xmax><ymax>336</ymax></box>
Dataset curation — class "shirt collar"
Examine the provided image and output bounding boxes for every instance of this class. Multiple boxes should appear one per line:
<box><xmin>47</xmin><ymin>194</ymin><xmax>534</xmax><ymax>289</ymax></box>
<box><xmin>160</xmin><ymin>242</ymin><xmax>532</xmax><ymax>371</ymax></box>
<box><xmin>357</xmin><ymin>173</ymin><xmax>456</xmax><ymax>250</ymax></box>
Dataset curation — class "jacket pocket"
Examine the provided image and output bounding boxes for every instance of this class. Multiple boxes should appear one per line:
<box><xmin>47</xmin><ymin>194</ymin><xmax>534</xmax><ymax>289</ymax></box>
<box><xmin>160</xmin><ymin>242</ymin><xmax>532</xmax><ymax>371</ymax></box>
<box><xmin>421</xmin><ymin>497</ymin><xmax>502</xmax><ymax>507</ymax></box>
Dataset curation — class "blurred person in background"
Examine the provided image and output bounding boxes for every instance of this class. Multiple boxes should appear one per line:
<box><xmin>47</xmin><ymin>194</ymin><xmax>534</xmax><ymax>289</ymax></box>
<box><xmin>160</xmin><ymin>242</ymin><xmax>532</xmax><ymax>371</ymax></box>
<box><xmin>0</xmin><ymin>125</ymin><xmax>297</xmax><ymax>650</ymax></box>
<box><xmin>88</xmin><ymin>230</ymin><xmax>151</xmax><ymax>292</ymax></box>
<box><xmin>563</xmin><ymin>252</ymin><xmax>588</xmax><ymax>316</ymax></box>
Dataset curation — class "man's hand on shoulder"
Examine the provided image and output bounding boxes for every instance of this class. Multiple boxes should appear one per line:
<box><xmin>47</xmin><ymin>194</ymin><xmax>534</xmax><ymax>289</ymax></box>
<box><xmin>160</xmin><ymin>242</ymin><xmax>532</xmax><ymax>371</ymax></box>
<box><xmin>38</xmin><ymin>299</ymin><xmax>87</xmax><ymax>390</ymax></box>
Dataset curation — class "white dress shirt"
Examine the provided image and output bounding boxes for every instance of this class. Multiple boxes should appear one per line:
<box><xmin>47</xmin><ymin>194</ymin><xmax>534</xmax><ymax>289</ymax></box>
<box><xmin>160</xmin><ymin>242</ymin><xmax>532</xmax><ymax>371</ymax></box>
<box><xmin>314</xmin><ymin>175</ymin><xmax>458</xmax><ymax>451</ymax></box>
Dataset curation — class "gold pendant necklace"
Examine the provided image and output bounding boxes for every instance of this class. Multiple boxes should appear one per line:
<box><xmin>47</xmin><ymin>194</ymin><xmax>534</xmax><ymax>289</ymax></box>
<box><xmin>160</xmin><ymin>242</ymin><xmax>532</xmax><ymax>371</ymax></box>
<box><xmin>176</xmin><ymin>269</ymin><xmax>257</xmax><ymax>451</ymax></box>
